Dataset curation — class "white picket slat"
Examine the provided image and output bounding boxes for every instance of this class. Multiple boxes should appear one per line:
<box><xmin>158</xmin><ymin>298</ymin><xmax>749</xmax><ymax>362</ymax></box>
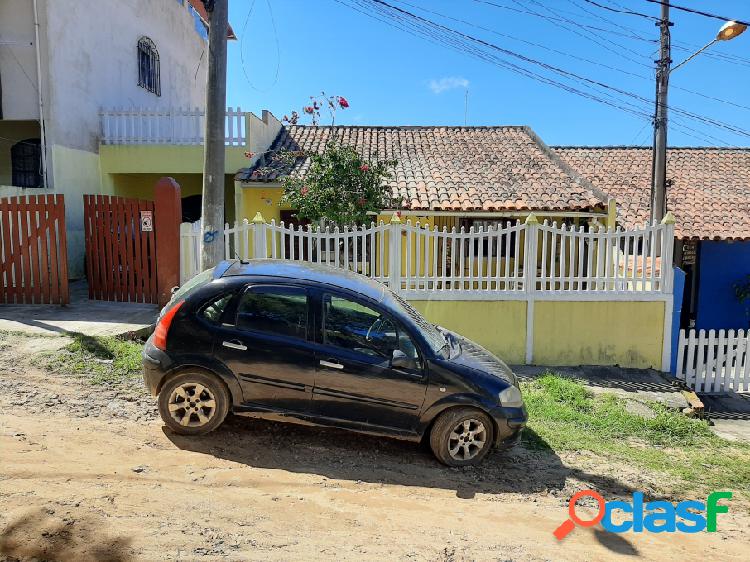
<box><xmin>675</xmin><ymin>328</ymin><xmax>750</xmax><ymax>393</ymax></box>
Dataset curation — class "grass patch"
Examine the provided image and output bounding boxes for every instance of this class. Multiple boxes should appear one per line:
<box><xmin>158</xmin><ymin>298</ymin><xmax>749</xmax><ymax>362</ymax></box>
<box><xmin>522</xmin><ymin>373</ymin><xmax>750</xmax><ymax>498</ymax></box>
<box><xmin>50</xmin><ymin>333</ymin><xmax>144</xmax><ymax>386</ymax></box>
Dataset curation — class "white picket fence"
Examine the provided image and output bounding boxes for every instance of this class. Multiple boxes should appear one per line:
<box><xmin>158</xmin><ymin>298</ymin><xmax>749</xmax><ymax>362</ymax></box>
<box><xmin>675</xmin><ymin>329</ymin><xmax>750</xmax><ymax>393</ymax></box>
<box><xmin>180</xmin><ymin>216</ymin><xmax>675</xmax><ymax>298</ymax></box>
<box><xmin>100</xmin><ymin>106</ymin><xmax>247</xmax><ymax>145</ymax></box>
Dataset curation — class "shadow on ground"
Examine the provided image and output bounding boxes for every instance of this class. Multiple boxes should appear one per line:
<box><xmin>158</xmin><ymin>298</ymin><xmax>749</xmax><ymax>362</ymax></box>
<box><xmin>0</xmin><ymin>508</ymin><xmax>132</xmax><ymax>562</ymax></box>
<box><xmin>166</xmin><ymin>414</ymin><xmax>655</xmax><ymax>502</ymax></box>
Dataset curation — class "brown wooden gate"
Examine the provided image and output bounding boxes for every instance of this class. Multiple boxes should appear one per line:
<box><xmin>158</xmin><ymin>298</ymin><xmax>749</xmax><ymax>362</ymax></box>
<box><xmin>84</xmin><ymin>195</ymin><xmax>157</xmax><ymax>303</ymax></box>
<box><xmin>0</xmin><ymin>194</ymin><xmax>69</xmax><ymax>305</ymax></box>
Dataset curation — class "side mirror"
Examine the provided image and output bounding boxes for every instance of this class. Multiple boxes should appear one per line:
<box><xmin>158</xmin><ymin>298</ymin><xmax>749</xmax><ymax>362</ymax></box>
<box><xmin>391</xmin><ymin>349</ymin><xmax>412</xmax><ymax>370</ymax></box>
<box><xmin>171</xmin><ymin>286</ymin><xmax>180</xmax><ymax>296</ymax></box>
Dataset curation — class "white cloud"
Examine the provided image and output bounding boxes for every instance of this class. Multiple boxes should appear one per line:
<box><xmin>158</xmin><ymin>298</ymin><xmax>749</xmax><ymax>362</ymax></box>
<box><xmin>429</xmin><ymin>77</ymin><xmax>470</xmax><ymax>94</ymax></box>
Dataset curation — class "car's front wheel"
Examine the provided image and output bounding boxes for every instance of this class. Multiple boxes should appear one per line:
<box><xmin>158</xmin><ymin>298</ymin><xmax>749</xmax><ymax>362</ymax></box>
<box><xmin>429</xmin><ymin>407</ymin><xmax>494</xmax><ymax>466</ymax></box>
<box><xmin>158</xmin><ymin>371</ymin><xmax>230</xmax><ymax>435</ymax></box>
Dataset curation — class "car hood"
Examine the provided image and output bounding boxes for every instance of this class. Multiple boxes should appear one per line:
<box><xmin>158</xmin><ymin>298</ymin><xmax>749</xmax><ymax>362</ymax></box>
<box><xmin>441</xmin><ymin>329</ymin><xmax>517</xmax><ymax>386</ymax></box>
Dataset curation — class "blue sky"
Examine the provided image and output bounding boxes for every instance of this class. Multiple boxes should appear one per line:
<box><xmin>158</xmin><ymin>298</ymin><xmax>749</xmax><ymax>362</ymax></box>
<box><xmin>225</xmin><ymin>0</ymin><xmax>750</xmax><ymax>147</ymax></box>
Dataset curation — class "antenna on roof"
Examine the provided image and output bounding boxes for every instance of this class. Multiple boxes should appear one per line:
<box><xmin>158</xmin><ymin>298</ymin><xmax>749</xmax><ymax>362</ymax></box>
<box><xmin>464</xmin><ymin>88</ymin><xmax>469</xmax><ymax>126</ymax></box>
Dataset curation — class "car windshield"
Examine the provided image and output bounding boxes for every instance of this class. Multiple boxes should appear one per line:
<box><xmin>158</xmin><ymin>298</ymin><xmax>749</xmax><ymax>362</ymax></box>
<box><xmin>390</xmin><ymin>292</ymin><xmax>449</xmax><ymax>358</ymax></box>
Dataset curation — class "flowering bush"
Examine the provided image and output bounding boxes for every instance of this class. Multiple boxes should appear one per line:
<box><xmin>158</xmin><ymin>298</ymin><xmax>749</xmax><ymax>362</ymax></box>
<box><xmin>281</xmin><ymin>142</ymin><xmax>396</xmax><ymax>227</ymax></box>
<box><xmin>283</xmin><ymin>92</ymin><xmax>350</xmax><ymax>126</ymax></box>
<box><xmin>273</xmin><ymin>94</ymin><xmax>397</xmax><ymax>226</ymax></box>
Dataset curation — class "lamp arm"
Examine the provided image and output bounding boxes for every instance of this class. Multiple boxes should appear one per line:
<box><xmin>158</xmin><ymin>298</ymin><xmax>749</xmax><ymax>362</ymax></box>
<box><xmin>670</xmin><ymin>39</ymin><xmax>717</xmax><ymax>74</ymax></box>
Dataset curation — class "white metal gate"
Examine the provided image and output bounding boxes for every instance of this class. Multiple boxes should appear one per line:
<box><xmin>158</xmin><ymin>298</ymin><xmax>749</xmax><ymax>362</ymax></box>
<box><xmin>675</xmin><ymin>329</ymin><xmax>750</xmax><ymax>393</ymax></box>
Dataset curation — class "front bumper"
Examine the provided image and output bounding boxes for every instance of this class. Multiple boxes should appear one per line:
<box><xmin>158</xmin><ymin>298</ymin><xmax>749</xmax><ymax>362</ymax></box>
<box><xmin>488</xmin><ymin>404</ymin><xmax>527</xmax><ymax>447</ymax></box>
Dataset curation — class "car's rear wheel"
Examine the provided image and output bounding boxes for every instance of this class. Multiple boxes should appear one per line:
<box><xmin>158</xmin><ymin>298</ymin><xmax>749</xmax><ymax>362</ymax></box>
<box><xmin>429</xmin><ymin>408</ymin><xmax>494</xmax><ymax>466</ymax></box>
<box><xmin>158</xmin><ymin>371</ymin><xmax>229</xmax><ymax>435</ymax></box>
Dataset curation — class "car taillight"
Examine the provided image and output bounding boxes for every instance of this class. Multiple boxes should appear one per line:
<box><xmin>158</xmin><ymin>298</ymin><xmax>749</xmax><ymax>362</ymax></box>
<box><xmin>153</xmin><ymin>300</ymin><xmax>184</xmax><ymax>351</ymax></box>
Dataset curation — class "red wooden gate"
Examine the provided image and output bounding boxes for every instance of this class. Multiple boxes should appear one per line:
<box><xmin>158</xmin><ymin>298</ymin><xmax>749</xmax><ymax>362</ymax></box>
<box><xmin>0</xmin><ymin>194</ymin><xmax>69</xmax><ymax>304</ymax></box>
<box><xmin>83</xmin><ymin>195</ymin><xmax>157</xmax><ymax>303</ymax></box>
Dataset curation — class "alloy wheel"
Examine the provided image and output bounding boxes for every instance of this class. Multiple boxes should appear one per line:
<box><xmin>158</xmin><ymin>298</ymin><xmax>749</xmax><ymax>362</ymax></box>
<box><xmin>448</xmin><ymin>419</ymin><xmax>487</xmax><ymax>461</ymax></box>
<box><xmin>167</xmin><ymin>382</ymin><xmax>217</xmax><ymax>427</ymax></box>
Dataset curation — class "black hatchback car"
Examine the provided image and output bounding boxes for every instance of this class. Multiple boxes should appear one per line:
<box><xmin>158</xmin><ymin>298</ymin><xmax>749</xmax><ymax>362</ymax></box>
<box><xmin>143</xmin><ymin>260</ymin><xmax>527</xmax><ymax>466</ymax></box>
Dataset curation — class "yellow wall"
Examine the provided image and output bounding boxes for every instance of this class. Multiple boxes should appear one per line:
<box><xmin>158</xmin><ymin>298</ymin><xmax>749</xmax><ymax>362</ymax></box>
<box><xmin>109</xmin><ymin>173</ymin><xmax>236</xmax><ymax>223</ymax></box>
<box><xmin>532</xmin><ymin>300</ymin><xmax>664</xmax><ymax>369</ymax></box>
<box><xmin>409</xmin><ymin>300</ymin><xmax>528</xmax><ymax>364</ymax></box>
<box><xmin>406</xmin><ymin>299</ymin><xmax>664</xmax><ymax>368</ymax></box>
<box><xmin>99</xmin><ymin>145</ymin><xmax>249</xmax><ymax>175</ymax></box>
<box><xmin>50</xmin><ymin>145</ymin><xmax>107</xmax><ymax>279</ymax></box>
<box><xmin>240</xmin><ymin>184</ymin><xmax>287</xmax><ymax>223</ymax></box>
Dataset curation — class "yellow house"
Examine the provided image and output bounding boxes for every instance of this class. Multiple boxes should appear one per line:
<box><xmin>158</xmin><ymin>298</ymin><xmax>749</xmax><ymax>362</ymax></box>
<box><xmin>233</xmin><ymin>124</ymin><xmax>616</xmax><ymax>230</ymax></box>
<box><xmin>220</xmin><ymin>124</ymin><xmax>673</xmax><ymax>371</ymax></box>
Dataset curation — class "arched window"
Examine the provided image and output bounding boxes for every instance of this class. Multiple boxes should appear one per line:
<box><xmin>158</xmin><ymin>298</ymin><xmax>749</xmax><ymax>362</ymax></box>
<box><xmin>11</xmin><ymin>138</ymin><xmax>42</xmax><ymax>188</ymax></box>
<box><xmin>137</xmin><ymin>37</ymin><xmax>161</xmax><ymax>96</ymax></box>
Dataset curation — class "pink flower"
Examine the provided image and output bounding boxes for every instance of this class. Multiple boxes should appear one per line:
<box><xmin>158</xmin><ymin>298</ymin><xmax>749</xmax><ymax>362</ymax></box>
<box><xmin>244</xmin><ymin>151</ymin><xmax>255</xmax><ymax>159</ymax></box>
<box><xmin>301</xmin><ymin>186</ymin><xmax>309</xmax><ymax>196</ymax></box>
<box><xmin>303</xmin><ymin>106</ymin><xmax>314</xmax><ymax>114</ymax></box>
<box><xmin>337</xmin><ymin>96</ymin><xmax>349</xmax><ymax>109</ymax></box>
<box><xmin>357</xmin><ymin>197</ymin><xmax>366</xmax><ymax>207</ymax></box>
<box><xmin>359</xmin><ymin>164</ymin><xmax>369</xmax><ymax>172</ymax></box>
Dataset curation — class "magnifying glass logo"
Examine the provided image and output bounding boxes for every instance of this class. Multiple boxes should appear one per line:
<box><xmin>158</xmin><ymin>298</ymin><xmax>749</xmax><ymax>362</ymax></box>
<box><xmin>553</xmin><ymin>490</ymin><xmax>606</xmax><ymax>540</ymax></box>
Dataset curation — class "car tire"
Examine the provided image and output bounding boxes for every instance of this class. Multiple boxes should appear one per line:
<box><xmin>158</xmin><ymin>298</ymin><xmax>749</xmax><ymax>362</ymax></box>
<box><xmin>158</xmin><ymin>371</ymin><xmax>230</xmax><ymax>436</ymax></box>
<box><xmin>429</xmin><ymin>407</ymin><xmax>495</xmax><ymax>467</ymax></box>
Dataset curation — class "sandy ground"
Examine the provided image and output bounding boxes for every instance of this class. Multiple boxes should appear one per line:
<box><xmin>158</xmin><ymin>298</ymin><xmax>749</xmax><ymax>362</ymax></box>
<box><xmin>0</xmin><ymin>334</ymin><xmax>748</xmax><ymax>561</ymax></box>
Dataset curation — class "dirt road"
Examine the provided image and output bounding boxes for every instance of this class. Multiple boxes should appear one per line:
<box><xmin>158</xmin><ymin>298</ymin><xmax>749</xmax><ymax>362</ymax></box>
<box><xmin>0</xmin><ymin>334</ymin><xmax>748</xmax><ymax>561</ymax></box>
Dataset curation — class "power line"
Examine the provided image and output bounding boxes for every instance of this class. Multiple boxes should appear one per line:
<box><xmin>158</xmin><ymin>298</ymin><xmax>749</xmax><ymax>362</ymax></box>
<box><xmin>524</xmin><ymin>0</ymin><xmax>652</xmax><ymax>62</ymax></box>
<box><xmin>381</xmin><ymin>0</ymin><xmax>750</xmax><ymax>139</ymax></box>
<box><xmin>641</xmin><ymin>0</ymin><xmax>750</xmax><ymax>27</ymax></box>
<box><xmin>581</xmin><ymin>0</ymin><xmax>656</xmax><ymax>21</ymax></box>
<box><xmin>414</xmin><ymin>0</ymin><xmax>750</xmax><ymax>112</ymax></box>
<box><xmin>400</xmin><ymin>0</ymin><xmax>649</xmax><ymax>78</ymax></box>
<box><xmin>474</xmin><ymin>0</ymin><xmax>654</xmax><ymax>66</ymax></box>
<box><xmin>338</xmin><ymin>0</ymin><xmax>750</xmax><ymax>144</ymax></box>
<box><xmin>339</xmin><ymin>0</ymin><xmax>653</xmax><ymax>119</ymax></box>
<box><xmin>239</xmin><ymin>0</ymin><xmax>280</xmax><ymax>93</ymax></box>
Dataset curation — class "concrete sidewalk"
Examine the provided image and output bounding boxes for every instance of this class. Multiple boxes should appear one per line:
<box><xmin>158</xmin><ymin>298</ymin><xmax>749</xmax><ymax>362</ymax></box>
<box><xmin>513</xmin><ymin>364</ymin><xmax>689</xmax><ymax>410</ymax></box>
<box><xmin>701</xmin><ymin>393</ymin><xmax>750</xmax><ymax>443</ymax></box>
<box><xmin>0</xmin><ymin>280</ymin><xmax>158</xmax><ymax>337</ymax></box>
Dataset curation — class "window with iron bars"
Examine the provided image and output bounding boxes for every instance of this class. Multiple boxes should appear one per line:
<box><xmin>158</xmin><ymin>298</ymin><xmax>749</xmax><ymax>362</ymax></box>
<box><xmin>137</xmin><ymin>37</ymin><xmax>161</xmax><ymax>96</ymax></box>
<box><xmin>11</xmin><ymin>139</ymin><xmax>42</xmax><ymax>188</ymax></box>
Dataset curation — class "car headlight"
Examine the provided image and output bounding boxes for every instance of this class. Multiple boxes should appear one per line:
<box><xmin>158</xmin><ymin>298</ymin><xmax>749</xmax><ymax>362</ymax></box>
<box><xmin>498</xmin><ymin>385</ymin><xmax>523</xmax><ymax>408</ymax></box>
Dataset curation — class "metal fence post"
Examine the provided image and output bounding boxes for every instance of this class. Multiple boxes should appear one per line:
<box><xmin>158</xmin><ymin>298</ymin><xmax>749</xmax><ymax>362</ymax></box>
<box><xmin>253</xmin><ymin>212</ymin><xmax>267</xmax><ymax>259</ymax></box>
<box><xmin>389</xmin><ymin>213</ymin><xmax>402</xmax><ymax>292</ymax></box>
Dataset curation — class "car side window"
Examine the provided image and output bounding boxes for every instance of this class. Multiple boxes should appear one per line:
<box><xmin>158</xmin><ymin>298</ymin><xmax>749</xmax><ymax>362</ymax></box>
<box><xmin>323</xmin><ymin>294</ymin><xmax>420</xmax><ymax>367</ymax></box>
<box><xmin>236</xmin><ymin>286</ymin><xmax>308</xmax><ymax>340</ymax></box>
<box><xmin>199</xmin><ymin>293</ymin><xmax>234</xmax><ymax>324</ymax></box>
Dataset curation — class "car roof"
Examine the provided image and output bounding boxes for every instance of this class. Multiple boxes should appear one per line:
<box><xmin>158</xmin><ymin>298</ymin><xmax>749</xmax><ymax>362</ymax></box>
<box><xmin>219</xmin><ymin>259</ymin><xmax>387</xmax><ymax>302</ymax></box>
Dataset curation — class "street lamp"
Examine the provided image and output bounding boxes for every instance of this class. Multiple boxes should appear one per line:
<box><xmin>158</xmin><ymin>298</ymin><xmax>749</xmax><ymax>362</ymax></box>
<box><xmin>717</xmin><ymin>20</ymin><xmax>747</xmax><ymax>41</ymax></box>
<box><xmin>671</xmin><ymin>21</ymin><xmax>747</xmax><ymax>74</ymax></box>
<box><xmin>651</xmin><ymin>10</ymin><xmax>747</xmax><ymax>226</ymax></box>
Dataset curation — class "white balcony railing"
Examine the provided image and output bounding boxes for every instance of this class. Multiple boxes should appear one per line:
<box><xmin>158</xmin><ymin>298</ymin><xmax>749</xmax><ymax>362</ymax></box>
<box><xmin>100</xmin><ymin>107</ymin><xmax>248</xmax><ymax>146</ymax></box>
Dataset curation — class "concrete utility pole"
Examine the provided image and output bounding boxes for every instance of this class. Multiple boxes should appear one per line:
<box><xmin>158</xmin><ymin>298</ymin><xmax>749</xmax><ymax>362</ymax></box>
<box><xmin>200</xmin><ymin>0</ymin><xmax>229</xmax><ymax>269</ymax></box>
<box><xmin>651</xmin><ymin>2</ymin><xmax>671</xmax><ymax>225</ymax></box>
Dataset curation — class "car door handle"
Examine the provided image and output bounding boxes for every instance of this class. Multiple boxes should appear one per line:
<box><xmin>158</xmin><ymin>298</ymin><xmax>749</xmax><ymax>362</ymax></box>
<box><xmin>222</xmin><ymin>340</ymin><xmax>247</xmax><ymax>351</ymax></box>
<box><xmin>319</xmin><ymin>359</ymin><xmax>344</xmax><ymax>370</ymax></box>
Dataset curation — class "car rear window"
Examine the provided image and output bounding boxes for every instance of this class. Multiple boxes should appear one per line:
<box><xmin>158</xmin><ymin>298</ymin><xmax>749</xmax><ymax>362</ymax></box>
<box><xmin>162</xmin><ymin>268</ymin><xmax>215</xmax><ymax>312</ymax></box>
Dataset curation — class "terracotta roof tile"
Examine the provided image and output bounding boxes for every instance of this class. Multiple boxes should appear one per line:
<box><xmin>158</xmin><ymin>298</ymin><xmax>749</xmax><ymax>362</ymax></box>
<box><xmin>554</xmin><ymin>147</ymin><xmax>750</xmax><ymax>240</ymax></box>
<box><xmin>238</xmin><ymin>125</ymin><xmax>608</xmax><ymax>213</ymax></box>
